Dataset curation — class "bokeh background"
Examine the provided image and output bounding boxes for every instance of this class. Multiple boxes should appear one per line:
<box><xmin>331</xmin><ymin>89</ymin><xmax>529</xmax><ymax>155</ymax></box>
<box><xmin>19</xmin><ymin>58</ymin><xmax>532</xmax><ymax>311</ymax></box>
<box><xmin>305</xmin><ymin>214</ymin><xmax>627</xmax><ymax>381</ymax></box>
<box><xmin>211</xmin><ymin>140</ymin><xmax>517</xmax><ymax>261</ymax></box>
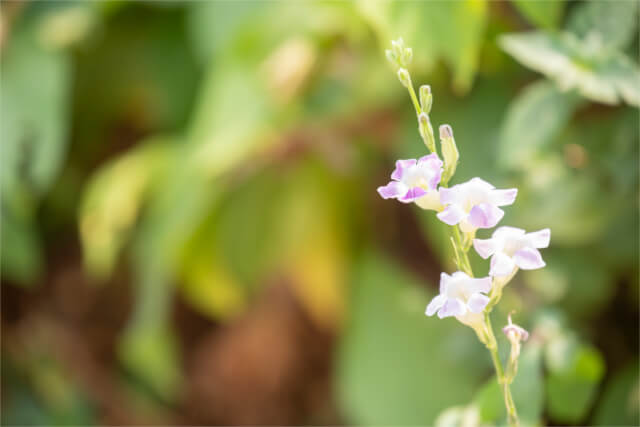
<box><xmin>1</xmin><ymin>0</ymin><xmax>638</xmax><ymax>425</ymax></box>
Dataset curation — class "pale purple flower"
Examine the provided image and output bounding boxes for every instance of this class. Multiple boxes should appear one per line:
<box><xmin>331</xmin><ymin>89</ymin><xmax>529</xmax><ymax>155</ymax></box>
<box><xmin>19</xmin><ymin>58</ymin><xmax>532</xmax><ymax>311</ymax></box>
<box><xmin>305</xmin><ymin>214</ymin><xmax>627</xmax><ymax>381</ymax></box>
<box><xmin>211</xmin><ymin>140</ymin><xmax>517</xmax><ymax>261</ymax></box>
<box><xmin>473</xmin><ymin>226</ymin><xmax>551</xmax><ymax>277</ymax></box>
<box><xmin>503</xmin><ymin>315</ymin><xmax>529</xmax><ymax>342</ymax></box>
<box><xmin>436</xmin><ymin>178</ymin><xmax>517</xmax><ymax>232</ymax></box>
<box><xmin>377</xmin><ymin>154</ymin><xmax>443</xmax><ymax>210</ymax></box>
<box><xmin>425</xmin><ymin>272</ymin><xmax>492</xmax><ymax>322</ymax></box>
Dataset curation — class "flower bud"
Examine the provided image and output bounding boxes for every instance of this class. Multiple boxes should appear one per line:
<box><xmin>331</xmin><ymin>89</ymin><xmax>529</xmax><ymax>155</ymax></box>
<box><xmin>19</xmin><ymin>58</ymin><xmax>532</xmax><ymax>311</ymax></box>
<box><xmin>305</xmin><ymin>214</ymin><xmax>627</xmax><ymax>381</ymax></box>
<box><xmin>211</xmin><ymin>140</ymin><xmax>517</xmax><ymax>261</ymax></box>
<box><xmin>439</xmin><ymin>124</ymin><xmax>459</xmax><ymax>183</ymax></box>
<box><xmin>402</xmin><ymin>47</ymin><xmax>413</xmax><ymax>67</ymax></box>
<box><xmin>418</xmin><ymin>113</ymin><xmax>436</xmax><ymax>153</ymax></box>
<box><xmin>385</xmin><ymin>49</ymin><xmax>397</xmax><ymax>65</ymax></box>
<box><xmin>397</xmin><ymin>68</ymin><xmax>411</xmax><ymax>88</ymax></box>
<box><xmin>419</xmin><ymin>85</ymin><xmax>432</xmax><ymax>114</ymax></box>
<box><xmin>502</xmin><ymin>314</ymin><xmax>529</xmax><ymax>343</ymax></box>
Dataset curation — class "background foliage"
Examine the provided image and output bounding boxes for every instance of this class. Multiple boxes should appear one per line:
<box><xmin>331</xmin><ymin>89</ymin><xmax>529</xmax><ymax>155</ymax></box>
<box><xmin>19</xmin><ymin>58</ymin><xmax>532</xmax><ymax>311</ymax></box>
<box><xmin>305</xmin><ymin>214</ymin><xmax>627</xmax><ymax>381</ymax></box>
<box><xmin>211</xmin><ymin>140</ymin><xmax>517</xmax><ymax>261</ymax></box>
<box><xmin>2</xmin><ymin>1</ymin><xmax>638</xmax><ymax>425</ymax></box>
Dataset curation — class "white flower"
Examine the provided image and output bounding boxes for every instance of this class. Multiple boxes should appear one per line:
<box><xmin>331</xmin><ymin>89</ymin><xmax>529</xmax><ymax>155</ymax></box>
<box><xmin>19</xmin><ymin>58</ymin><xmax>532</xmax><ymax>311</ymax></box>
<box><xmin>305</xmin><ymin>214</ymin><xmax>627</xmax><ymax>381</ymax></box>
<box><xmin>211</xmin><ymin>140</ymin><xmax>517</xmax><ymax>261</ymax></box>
<box><xmin>473</xmin><ymin>226</ymin><xmax>551</xmax><ymax>277</ymax></box>
<box><xmin>437</xmin><ymin>178</ymin><xmax>517</xmax><ymax>232</ymax></box>
<box><xmin>426</xmin><ymin>272</ymin><xmax>492</xmax><ymax>328</ymax></box>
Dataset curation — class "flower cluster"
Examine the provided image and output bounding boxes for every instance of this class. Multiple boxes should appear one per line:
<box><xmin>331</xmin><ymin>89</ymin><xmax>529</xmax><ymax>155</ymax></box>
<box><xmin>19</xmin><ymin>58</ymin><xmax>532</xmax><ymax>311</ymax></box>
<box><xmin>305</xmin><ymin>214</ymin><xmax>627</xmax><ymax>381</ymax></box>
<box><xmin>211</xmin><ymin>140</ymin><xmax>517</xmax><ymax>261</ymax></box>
<box><xmin>380</xmin><ymin>37</ymin><xmax>549</xmax><ymax>427</ymax></box>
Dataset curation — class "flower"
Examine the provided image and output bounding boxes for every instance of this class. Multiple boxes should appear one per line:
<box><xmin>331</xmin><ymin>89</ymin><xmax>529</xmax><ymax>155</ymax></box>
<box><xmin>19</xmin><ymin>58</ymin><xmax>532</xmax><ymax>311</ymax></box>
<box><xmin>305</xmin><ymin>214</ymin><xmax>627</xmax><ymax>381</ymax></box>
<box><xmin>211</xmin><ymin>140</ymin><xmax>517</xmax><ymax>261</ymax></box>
<box><xmin>473</xmin><ymin>226</ymin><xmax>551</xmax><ymax>277</ymax></box>
<box><xmin>503</xmin><ymin>313</ymin><xmax>529</xmax><ymax>342</ymax></box>
<box><xmin>377</xmin><ymin>154</ymin><xmax>443</xmax><ymax>210</ymax></box>
<box><xmin>425</xmin><ymin>272</ymin><xmax>492</xmax><ymax>327</ymax></box>
<box><xmin>437</xmin><ymin>177</ymin><xmax>517</xmax><ymax>232</ymax></box>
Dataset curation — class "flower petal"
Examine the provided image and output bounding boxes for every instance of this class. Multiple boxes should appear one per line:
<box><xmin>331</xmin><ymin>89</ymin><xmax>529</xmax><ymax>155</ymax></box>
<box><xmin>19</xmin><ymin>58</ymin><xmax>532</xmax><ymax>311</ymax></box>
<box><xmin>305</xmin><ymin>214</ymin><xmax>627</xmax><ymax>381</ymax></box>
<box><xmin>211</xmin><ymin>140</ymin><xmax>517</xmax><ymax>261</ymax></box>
<box><xmin>489</xmin><ymin>252</ymin><xmax>517</xmax><ymax>277</ymax></box>
<box><xmin>513</xmin><ymin>247</ymin><xmax>545</xmax><ymax>270</ymax></box>
<box><xmin>469</xmin><ymin>177</ymin><xmax>495</xmax><ymax>190</ymax></box>
<box><xmin>467</xmin><ymin>292</ymin><xmax>490</xmax><ymax>313</ymax></box>
<box><xmin>468</xmin><ymin>203</ymin><xmax>504</xmax><ymax>229</ymax></box>
<box><xmin>400</xmin><ymin>186</ymin><xmax>428</xmax><ymax>202</ymax></box>
<box><xmin>391</xmin><ymin>159</ymin><xmax>416</xmax><ymax>181</ymax></box>
<box><xmin>473</xmin><ymin>238</ymin><xmax>497</xmax><ymax>259</ymax></box>
<box><xmin>526</xmin><ymin>228</ymin><xmax>551</xmax><ymax>249</ymax></box>
<box><xmin>492</xmin><ymin>226</ymin><xmax>525</xmax><ymax>241</ymax></box>
<box><xmin>425</xmin><ymin>294</ymin><xmax>446</xmax><ymax>317</ymax></box>
<box><xmin>377</xmin><ymin>181</ymin><xmax>407</xmax><ymax>199</ymax></box>
<box><xmin>490</xmin><ymin>188</ymin><xmax>518</xmax><ymax>206</ymax></box>
<box><xmin>468</xmin><ymin>276</ymin><xmax>492</xmax><ymax>294</ymax></box>
<box><xmin>437</xmin><ymin>204</ymin><xmax>466</xmax><ymax>225</ymax></box>
<box><xmin>414</xmin><ymin>190</ymin><xmax>442</xmax><ymax>211</ymax></box>
<box><xmin>439</xmin><ymin>272</ymin><xmax>452</xmax><ymax>294</ymax></box>
<box><xmin>438</xmin><ymin>298</ymin><xmax>466</xmax><ymax>318</ymax></box>
<box><xmin>438</xmin><ymin>185</ymin><xmax>460</xmax><ymax>205</ymax></box>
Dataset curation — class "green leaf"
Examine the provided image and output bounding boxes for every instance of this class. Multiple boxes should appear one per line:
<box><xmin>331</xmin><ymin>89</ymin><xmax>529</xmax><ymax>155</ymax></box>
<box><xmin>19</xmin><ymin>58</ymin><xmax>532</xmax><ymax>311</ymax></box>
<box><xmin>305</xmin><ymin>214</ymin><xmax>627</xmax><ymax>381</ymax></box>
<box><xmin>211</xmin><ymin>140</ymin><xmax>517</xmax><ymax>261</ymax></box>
<box><xmin>337</xmin><ymin>252</ymin><xmax>488</xmax><ymax>425</ymax></box>
<box><xmin>567</xmin><ymin>0</ymin><xmax>639</xmax><ymax>51</ymax></box>
<box><xmin>500</xmin><ymin>31</ymin><xmax>640</xmax><ymax>107</ymax></box>
<box><xmin>511</xmin><ymin>0</ymin><xmax>565</xmax><ymax>29</ymax></box>
<box><xmin>593</xmin><ymin>360</ymin><xmax>640</xmax><ymax>426</ymax></box>
<box><xmin>545</xmin><ymin>339</ymin><xmax>606</xmax><ymax>423</ymax></box>
<box><xmin>499</xmin><ymin>80</ymin><xmax>582</xmax><ymax>168</ymax></box>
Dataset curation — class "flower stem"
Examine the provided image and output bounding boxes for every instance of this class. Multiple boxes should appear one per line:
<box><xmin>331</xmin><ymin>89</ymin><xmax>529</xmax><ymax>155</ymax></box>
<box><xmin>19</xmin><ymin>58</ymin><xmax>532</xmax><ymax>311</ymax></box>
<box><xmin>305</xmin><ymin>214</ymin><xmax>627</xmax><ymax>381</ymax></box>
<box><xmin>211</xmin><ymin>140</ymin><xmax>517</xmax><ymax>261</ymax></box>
<box><xmin>484</xmin><ymin>312</ymin><xmax>519</xmax><ymax>427</ymax></box>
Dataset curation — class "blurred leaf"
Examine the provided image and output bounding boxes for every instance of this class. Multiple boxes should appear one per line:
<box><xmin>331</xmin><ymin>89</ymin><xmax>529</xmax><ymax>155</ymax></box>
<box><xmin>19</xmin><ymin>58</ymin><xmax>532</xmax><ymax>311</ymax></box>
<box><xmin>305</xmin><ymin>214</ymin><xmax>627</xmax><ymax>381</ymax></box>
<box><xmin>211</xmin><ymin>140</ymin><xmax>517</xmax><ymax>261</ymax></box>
<box><xmin>337</xmin><ymin>252</ymin><xmax>488</xmax><ymax>424</ymax></box>
<box><xmin>545</xmin><ymin>337</ymin><xmax>605</xmax><ymax>423</ymax></box>
<box><xmin>79</xmin><ymin>140</ymin><xmax>172</xmax><ymax>279</ymax></box>
<box><xmin>498</xmin><ymin>80</ymin><xmax>582</xmax><ymax>169</ymax></box>
<box><xmin>593</xmin><ymin>360</ymin><xmax>640</xmax><ymax>426</ymax></box>
<box><xmin>567</xmin><ymin>0</ymin><xmax>639</xmax><ymax>51</ymax></box>
<box><xmin>500</xmin><ymin>31</ymin><xmax>640</xmax><ymax>106</ymax></box>
<box><xmin>358</xmin><ymin>0</ymin><xmax>488</xmax><ymax>93</ymax></box>
<box><xmin>510</xmin><ymin>0</ymin><xmax>564</xmax><ymax>30</ymax></box>
<box><xmin>434</xmin><ymin>404</ymin><xmax>481</xmax><ymax>427</ymax></box>
<box><xmin>1</xmin><ymin>205</ymin><xmax>42</xmax><ymax>285</ymax></box>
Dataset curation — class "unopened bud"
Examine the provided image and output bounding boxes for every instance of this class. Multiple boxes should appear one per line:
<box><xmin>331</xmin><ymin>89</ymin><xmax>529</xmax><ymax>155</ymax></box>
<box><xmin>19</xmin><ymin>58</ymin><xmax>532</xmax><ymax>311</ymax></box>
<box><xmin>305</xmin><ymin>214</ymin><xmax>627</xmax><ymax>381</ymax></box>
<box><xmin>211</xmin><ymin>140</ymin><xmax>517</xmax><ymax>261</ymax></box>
<box><xmin>402</xmin><ymin>47</ymin><xmax>413</xmax><ymax>67</ymax></box>
<box><xmin>385</xmin><ymin>49</ymin><xmax>396</xmax><ymax>65</ymax></box>
<box><xmin>418</xmin><ymin>113</ymin><xmax>436</xmax><ymax>153</ymax></box>
<box><xmin>503</xmin><ymin>314</ymin><xmax>529</xmax><ymax>342</ymax></box>
<box><xmin>419</xmin><ymin>85</ymin><xmax>432</xmax><ymax>114</ymax></box>
<box><xmin>439</xmin><ymin>124</ymin><xmax>459</xmax><ymax>183</ymax></box>
<box><xmin>397</xmin><ymin>68</ymin><xmax>411</xmax><ymax>88</ymax></box>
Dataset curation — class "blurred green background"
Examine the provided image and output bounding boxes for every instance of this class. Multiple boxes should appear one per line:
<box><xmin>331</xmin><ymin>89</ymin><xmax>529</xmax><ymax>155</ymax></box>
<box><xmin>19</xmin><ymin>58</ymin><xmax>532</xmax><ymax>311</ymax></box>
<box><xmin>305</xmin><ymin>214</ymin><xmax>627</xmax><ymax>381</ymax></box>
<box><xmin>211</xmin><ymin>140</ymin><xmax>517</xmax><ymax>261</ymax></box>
<box><xmin>1</xmin><ymin>0</ymin><xmax>638</xmax><ymax>425</ymax></box>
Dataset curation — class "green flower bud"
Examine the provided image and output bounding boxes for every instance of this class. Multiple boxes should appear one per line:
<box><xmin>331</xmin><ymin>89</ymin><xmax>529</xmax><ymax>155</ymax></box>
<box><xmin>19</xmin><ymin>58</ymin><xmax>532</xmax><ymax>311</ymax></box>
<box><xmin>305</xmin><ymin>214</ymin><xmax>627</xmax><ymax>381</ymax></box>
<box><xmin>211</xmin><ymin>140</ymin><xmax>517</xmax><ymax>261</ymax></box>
<box><xmin>397</xmin><ymin>68</ymin><xmax>411</xmax><ymax>88</ymax></box>
<box><xmin>419</xmin><ymin>85</ymin><xmax>432</xmax><ymax>114</ymax></box>
<box><xmin>439</xmin><ymin>124</ymin><xmax>459</xmax><ymax>183</ymax></box>
<box><xmin>385</xmin><ymin>49</ymin><xmax>397</xmax><ymax>66</ymax></box>
<box><xmin>419</xmin><ymin>112</ymin><xmax>436</xmax><ymax>153</ymax></box>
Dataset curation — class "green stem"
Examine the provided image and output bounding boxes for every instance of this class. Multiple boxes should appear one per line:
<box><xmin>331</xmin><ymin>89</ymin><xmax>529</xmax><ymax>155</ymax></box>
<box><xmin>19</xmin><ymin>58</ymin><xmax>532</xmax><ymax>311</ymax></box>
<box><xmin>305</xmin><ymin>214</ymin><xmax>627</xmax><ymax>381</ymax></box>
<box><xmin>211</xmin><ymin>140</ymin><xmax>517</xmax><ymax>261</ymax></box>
<box><xmin>405</xmin><ymin>81</ymin><xmax>422</xmax><ymax>117</ymax></box>
<box><xmin>452</xmin><ymin>226</ymin><xmax>473</xmax><ymax>276</ymax></box>
<box><xmin>484</xmin><ymin>312</ymin><xmax>519</xmax><ymax>427</ymax></box>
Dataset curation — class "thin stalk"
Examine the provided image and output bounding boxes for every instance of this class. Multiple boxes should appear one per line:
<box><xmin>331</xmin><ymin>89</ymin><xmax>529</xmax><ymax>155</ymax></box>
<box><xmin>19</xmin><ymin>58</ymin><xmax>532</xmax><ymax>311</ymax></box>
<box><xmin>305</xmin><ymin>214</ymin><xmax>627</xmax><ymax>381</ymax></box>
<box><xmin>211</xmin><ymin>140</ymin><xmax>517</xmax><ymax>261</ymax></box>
<box><xmin>405</xmin><ymin>81</ymin><xmax>422</xmax><ymax>117</ymax></box>
<box><xmin>484</xmin><ymin>312</ymin><xmax>519</xmax><ymax>427</ymax></box>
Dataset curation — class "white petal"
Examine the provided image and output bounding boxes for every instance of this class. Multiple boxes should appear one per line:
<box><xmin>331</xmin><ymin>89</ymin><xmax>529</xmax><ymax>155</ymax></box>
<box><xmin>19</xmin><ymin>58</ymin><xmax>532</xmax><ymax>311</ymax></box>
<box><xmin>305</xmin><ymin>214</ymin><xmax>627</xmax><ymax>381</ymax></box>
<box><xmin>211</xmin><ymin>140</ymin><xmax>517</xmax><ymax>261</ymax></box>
<box><xmin>489</xmin><ymin>252</ymin><xmax>517</xmax><ymax>277</ymax></box>
<box><xmin>513</xmin><ymin>247</ymin><xmax>546</xmax><ymax>270</ymax></box>
<box><xmin>425</xmin><ymin>294</ymin><xmax>446</xmax><ymax>316</ymax></box>
<box><xmin>473</xmin><ymin>238</ymin><xmax>497</xmax><ymax>259</ymax></box>
<box><xmin>526</xmin><ymin>228</ymin><xmax>551</xmax><ymax>248</ymax></box>
<box><xmin>467</xmin><ymin>293</ymin><xmax>490</xmax><ymax>313</ymax></box>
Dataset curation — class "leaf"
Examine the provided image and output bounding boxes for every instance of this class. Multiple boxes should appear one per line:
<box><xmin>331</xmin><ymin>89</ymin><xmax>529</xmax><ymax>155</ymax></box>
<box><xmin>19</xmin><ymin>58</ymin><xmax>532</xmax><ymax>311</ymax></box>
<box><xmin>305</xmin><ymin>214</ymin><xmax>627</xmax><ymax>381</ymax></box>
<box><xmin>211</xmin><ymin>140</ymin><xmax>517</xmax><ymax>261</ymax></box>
<box><xmin>337</xmin><ymin>252</ymin><xmax>488</xmax><ymax>425</ymax></box>
<box><xmin>545</xmin><ymin>339</ymin><xmax>606</xmax><ymax>423</ymax></box>
<box><xmin>500</xmin><ymin>31</ymin><xmax>640</xmax><ymax>107</ymax></box>
<box><xmin>498</xmin><ymin>80</ymin><xmax>582</xmax><ymax>168</ymax></box>
<box><xmin>593</xmin><ymin>360</ymin><xmax>640</xmax><ymax>426</ymax></box>
<box><xmin>567</xmin><ymin>0</ymin><xmax>639</xmax><ymax>51</ymax></box>
<box><xmin>511</xmin><ymin>0</ymin><xmax>565</xmax><ymax>30</ymax></box>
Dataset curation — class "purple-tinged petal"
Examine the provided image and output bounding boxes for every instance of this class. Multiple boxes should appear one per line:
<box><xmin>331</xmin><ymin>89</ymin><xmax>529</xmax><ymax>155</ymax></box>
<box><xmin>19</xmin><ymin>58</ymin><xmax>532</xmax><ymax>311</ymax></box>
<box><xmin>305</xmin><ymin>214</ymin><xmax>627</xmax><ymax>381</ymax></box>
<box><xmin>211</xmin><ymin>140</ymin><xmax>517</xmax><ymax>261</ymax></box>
<box><xmin>414</xmin><ymin>189</ymin><xmax>442</xmax><ymax>211</ymax></box>
<box><xmin>377</xmin><ymin>181</ymin><xmax>407</xmax><ymax>199</ymax></box>
<box><xmin>513</xmin><ymin>247</ymin><xmax>545</xmax><ymax>270</ymax></box>
<box><xmin>438</xmin><ymin>186</ymin><xmax>460</xmax><ymax>205</ymax></box>
<box><xmin>439</xmin><ymin>272</ymin><xmax>452</xmax><ymax>294</ymax></box>
<box><xmin>489</xmin><ymin>252</ymin><xmax>517</xmax><ymax>277</ymax></box>
<box><xmin>469</xmin><ymin>177</ymin><xmax>495</xmax><ymax>191</ymax></box>
<box><xmin>426</xmin><ymin>294</ymin><xmax>446</xmax><ymax>316</ymax></box>
<box><xmin>391</xmin><ymin>159</ymin><xmax>416</xmax><ymax>181</ymax></box>
<box><xmin>493</xmin><ymin>226</ymin><xmax>525</xmax><ymax>241</ymax></box>
<box><xmin>400</xmin><ymin>186</ymin><xmax>428</xmax><ymax>202</ymax></box>
<box><xmin>418</xmin><ymin>153</ymin><xmax>443</xmax><ymax>168</ymax></box>
<box><xmin>503</xmin><ymin>324</ymin><xmax>529</xmax><ymax>341</ymax></box>
<box><xmin>437</xmin><ymin>204</ymin><xmax>466</xmax><ymax>225</ymax></box>
<box><xmin>468</xmin><ymin>203</ymin><xmax>504</xmax><ymax>229</ymax></box>
<box><xmin>490</xmin><ymin>188</ymin><xmax>518</xmax><ymax>206</ymax></box>
<box><xmin>526</xmin><ymin>228</ymin><xmax>551</xmax><ymax>248</ymax></box>
<box><xmin>468</xmin><ymin>276</ymin><xmax>492</xmax><ymax>294</ymax></box>
<box><xmin>467</xmin><ymin>293</ymin><xmax>490</xmax><ymax>313</ymax></box>
<box><xmin>473</xmin><ymin>238</ymin><xmax>497</xmax><ymax>259</ymax></box>
<box><xmin>427</xmin><ymin>167</ymin><xmax>443</xmax><ymax>190</ymax></box>
<box><xmin>438</xmin><ymin>298</ymin><xmax>466</xmax><ymax>318</ymax></box>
